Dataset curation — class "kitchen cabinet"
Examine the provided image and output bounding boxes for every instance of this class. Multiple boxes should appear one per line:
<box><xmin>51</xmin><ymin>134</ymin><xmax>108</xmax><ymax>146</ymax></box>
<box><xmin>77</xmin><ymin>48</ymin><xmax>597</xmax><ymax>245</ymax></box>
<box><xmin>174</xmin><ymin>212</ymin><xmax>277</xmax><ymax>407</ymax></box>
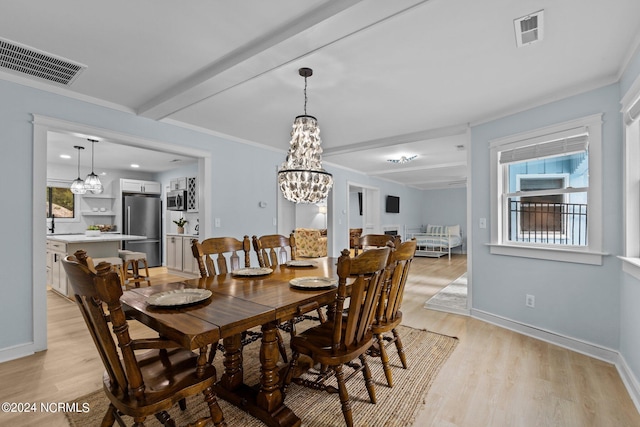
<box><xmin>169</xmin><ymin>177</ymin><xmax>187</xmax><ymax>191</ymax></box>
<box><xmin>46</xmin><ymin>240</ymin><xmax>69</xmax><ymax>298</ymax></box>
<box><xmin>121</xmin><ymin>179</ymin><xmax>161</xmax><ymax>194</ymax></box>
<box><xmin>166</xmin><ymin>235</ymin><xmax>183</xmax><ymax>271</ymax></box>
<box><xmin>182</xmin><ymin>235</ymin><xmax>199</xmax><ymax>275</ymax></box>
<box><xmin>166</xmin><ymin>234</ymin><xmax>199</xmax><ymax>277</ymax></box>
<box><xmin>186</xmin><ymin>176</ymin><xmax>198</xmax><ymax>212</ymax></box>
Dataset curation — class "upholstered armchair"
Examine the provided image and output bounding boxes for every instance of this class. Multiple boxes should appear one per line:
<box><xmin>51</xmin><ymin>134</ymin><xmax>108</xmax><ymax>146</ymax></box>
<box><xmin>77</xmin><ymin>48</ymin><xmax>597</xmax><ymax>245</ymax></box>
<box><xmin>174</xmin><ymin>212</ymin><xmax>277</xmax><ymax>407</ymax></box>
<box><xmin>294</xmin><ymin>228</ymin><xmax>328</xmax><ymax>258</ymax></box>
<box><xmin>349</xmin><ymin>228</ymin><xmax>363</xmax><ymax>249</ymax></box>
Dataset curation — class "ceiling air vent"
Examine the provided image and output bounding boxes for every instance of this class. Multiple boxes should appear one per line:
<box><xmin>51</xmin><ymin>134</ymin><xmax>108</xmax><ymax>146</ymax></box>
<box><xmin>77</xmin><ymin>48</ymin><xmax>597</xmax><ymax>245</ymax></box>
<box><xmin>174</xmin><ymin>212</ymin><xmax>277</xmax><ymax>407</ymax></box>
<box><xmin>514</xmin><ymin>10</ymin><xmax>544</xmax><ymax>48</ymax></box>
<box><xmin>0</xmin><ymin>37</ymin><xmax>86</xmax><ymax>86</ymax></box>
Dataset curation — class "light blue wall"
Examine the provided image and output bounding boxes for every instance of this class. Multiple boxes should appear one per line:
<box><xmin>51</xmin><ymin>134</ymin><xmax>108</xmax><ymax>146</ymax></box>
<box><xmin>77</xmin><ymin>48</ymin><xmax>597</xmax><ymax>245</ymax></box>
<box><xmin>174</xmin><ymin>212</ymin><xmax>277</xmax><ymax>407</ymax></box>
<box><xmin>470</xmin><ymin>83</ymin><xmax>623</xmax><ymax>349</ymax></box>
<box><xmin>619</xmin><ymin>46</ymin><xmax>640</xmax><ymax>388</ymax></box>
<box><xmin>420</xmin><ymin>187</ymin><xmax>467</xmax><ymax>250</ymax></box>
<box><xmin>0</xmin><ymin>78</ymin><xmax>424</xmax><ymax>354</ymax></box>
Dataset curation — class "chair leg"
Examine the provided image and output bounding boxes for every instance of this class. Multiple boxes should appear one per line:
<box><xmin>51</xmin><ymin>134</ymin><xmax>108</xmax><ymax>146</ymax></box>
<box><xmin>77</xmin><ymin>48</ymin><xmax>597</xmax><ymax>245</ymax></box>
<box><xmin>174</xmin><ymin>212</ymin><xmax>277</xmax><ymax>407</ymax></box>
<box><xmin>281</xmin><ymin>350</ymin><xmax>300</xmax><ymax>395</ymax></box>
<box><xmin>334</xmin><ymin>364</ymin><xmax>354</xmax><ymax>427</ymax></box>
<box><xmin>203</xmin><ymin>386</ymin><xmax>227</xmax><ymax>426</ymax></box>
<box><xmin>100</xmin><ymin>403</ymin><xmax>117</xmax><ymax>427</ymax></box>
<box><xmin>376</xmin><ymin>333</ymin><xmax>393</xmax><ymax>387</ymax></box>
<box><xmin>392</xmin><ymin>328</ymin><xmax>408</xmax><ymax>369</ymax></box>
<box><xmin>360</xmin><ymin>354</ymin><xmax>376</xmax><ymax>404</ymax></box>
<box><xmin>178</xmin><ymin>398</ymin><xmax>187</xmax><ymax>411</ymax></box>
<box><xmin>154</xmin><ymin>411</ymin><xmax>175</xmax><ymax>426</ymax></box>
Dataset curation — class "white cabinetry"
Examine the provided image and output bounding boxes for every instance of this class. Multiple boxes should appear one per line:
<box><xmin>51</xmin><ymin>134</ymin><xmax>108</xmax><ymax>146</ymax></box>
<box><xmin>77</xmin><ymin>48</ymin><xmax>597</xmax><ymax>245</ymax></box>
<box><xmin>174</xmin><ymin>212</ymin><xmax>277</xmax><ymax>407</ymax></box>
<box><xmin>186</xmin><ymin>176</ymin><xmax>198</xmax><ymax>212</ymax></box>
<box><xmin>166</xmin><ymin>235</ymin><xmax>199</xmax><ymax>277</ymax></box>
<box><xmin>46</xmin><ymin>240</ymin><xmax>69</xmax><ymax>298</ymax></box>
<box><xmin>169</xmin><ymin>177</ymin><xmax>187</xmax><ymax>191</ymax></box>
<box><xmin>121</xmin><ymin>179</ymin><xmax>161</xmax><ymax>194</ymax></box>
<box><xmin>166</xmin><ymin>235</ymin><xmax>183</xmax><ymax>271</ymax></box>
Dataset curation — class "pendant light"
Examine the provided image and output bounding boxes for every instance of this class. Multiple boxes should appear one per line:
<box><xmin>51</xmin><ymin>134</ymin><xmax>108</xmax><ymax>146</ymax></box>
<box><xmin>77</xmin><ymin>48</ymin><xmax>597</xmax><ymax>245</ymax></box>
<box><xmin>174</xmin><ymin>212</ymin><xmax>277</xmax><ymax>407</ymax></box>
<box><xmin>70</xmin><ymin>145</ymin><xmax>87</xmax><ymax>194</ymax></box>
<box><xmin>84</xmin><ymin>138</ymin><xmax>103</xmax><ymax>194</ymax></box>
<box><xmin>277</xmin><ymin>67</ymin><xmax>333</xmax><ymax>204</ymax></box>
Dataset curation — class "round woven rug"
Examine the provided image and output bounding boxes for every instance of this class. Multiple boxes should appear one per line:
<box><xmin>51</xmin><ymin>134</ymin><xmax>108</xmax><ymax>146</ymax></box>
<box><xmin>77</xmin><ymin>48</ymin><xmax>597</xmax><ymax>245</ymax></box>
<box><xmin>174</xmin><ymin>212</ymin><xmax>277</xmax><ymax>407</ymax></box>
<box><xmin>67</xmin><ymin>325</ymin><xmax>457</xmax><ymax>426</ymax></box>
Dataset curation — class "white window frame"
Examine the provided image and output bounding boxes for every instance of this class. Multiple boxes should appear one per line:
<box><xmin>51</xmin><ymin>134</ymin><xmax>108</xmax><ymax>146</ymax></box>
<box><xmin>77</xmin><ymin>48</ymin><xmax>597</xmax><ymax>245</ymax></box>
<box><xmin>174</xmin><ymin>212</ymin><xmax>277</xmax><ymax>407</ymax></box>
<box><xmin>489</xmin><ymin>114</ymin><xmax>604</xmax><ymax>265</ymax></box>
<box><xmin>620</xmin><ymin>75</ymin><xmax>640</xmax><ymax>278</ymax></box>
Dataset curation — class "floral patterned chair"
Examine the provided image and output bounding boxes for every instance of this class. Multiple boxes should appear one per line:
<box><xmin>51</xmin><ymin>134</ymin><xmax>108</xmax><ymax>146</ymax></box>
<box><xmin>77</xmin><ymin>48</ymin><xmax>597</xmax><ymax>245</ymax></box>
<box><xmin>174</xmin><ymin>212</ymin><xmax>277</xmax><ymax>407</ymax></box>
<box><xmin>294</xmin><ymin>228</ymin><xmax>328</xmax><ymax>258</ymax></box>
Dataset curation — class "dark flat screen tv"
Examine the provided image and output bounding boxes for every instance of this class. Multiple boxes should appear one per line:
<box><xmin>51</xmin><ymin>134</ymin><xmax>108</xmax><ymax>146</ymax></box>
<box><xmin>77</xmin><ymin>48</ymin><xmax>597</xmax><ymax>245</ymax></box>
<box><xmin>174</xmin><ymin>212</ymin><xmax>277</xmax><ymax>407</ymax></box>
<box><xmin>386</xmin><ymin>195</ymin><xmax>400</xmax><ymax>213</ymax></box>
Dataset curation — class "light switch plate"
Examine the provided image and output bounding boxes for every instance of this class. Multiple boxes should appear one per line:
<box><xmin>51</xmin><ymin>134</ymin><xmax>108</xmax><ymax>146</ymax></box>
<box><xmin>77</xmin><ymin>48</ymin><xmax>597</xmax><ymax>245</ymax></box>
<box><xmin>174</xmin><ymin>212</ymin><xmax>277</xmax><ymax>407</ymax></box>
<box><xmin>479</xmin><ymin>218</ymin><xmax>487</xmax><ymax>229</ymax></box>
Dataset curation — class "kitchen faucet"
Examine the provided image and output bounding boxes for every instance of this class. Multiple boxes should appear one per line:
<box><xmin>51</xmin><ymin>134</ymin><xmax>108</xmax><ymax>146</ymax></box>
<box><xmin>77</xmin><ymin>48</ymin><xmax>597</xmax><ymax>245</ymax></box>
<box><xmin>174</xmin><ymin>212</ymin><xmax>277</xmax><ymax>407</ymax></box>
<box><xmin>48</xmin><ymin>214</ymin><xmax>55</xmax><ymax>234</ymax></box>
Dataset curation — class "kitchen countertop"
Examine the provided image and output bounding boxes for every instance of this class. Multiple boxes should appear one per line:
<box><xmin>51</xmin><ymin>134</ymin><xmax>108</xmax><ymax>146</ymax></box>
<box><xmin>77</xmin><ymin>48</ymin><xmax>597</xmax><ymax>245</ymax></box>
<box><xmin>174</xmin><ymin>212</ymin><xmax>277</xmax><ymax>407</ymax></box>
<box><xmin>46</xmin><ymin>234</ymin><xmax>147</xmax><ymax>243</ymax></box>
<box><xmin>166</xmin><ymin>233</ymin><xmax>199</xmax><ymax>237</ymax></box>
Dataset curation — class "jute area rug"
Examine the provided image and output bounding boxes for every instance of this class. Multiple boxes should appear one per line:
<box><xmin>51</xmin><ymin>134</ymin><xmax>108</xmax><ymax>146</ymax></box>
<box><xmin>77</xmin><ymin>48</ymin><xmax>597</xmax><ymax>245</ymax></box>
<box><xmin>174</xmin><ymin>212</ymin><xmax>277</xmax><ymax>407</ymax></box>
<box><xmin>67</xmin><ymin>325</ymin><xmax>457</xmax><ymax>427</ymax></box>
<box><xmin>425</xmin><ymin>273</ymin><xmax>468</xmax><ymax>315</ymax></box>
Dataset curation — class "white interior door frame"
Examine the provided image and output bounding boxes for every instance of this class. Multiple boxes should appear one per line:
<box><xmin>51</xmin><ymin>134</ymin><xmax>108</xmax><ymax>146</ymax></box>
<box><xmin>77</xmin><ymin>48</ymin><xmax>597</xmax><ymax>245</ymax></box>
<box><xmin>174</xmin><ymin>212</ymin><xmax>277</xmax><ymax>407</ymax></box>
<box><xmin>347</xmin><ymin>181</ymin><xmax>380</xmax><ymax>238</ymax></box>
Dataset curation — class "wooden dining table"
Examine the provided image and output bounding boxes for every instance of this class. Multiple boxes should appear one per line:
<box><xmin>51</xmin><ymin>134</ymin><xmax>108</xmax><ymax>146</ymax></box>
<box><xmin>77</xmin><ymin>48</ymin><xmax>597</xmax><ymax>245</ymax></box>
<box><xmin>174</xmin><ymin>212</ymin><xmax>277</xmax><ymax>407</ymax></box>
<box><xmin>120</xmin><ymin>257</ymin><xmax>341</xmax><ymax>427</ymax></box>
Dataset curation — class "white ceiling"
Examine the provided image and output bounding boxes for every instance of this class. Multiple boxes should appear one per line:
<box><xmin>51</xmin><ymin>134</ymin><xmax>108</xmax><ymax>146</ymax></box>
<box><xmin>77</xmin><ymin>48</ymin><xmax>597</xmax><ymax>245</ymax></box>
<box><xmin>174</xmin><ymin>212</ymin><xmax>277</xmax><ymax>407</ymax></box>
<box><xmin>3</xmin><ymin>0</ymin><xmax>640</xmax><ymax>188</ymax></box>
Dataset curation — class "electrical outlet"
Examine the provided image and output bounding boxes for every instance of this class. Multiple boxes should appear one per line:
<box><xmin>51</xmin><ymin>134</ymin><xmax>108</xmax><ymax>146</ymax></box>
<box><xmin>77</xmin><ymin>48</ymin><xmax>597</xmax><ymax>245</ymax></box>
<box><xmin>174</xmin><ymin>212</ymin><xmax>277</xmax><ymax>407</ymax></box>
<box><xmin>479</xmin><ymin>218</ymin><xmax>487</xmax><ymax>229</ymax></box>
<box><xmin>526</xmin><ymin>294</ymin><xmax>535</xmax><ymax>308</ymax></box>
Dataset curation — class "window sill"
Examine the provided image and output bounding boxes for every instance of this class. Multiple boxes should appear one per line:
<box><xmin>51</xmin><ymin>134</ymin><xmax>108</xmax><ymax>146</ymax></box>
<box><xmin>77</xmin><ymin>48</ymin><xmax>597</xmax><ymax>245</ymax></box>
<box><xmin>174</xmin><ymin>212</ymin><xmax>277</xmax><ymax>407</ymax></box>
<box><xmin>619</xmin><ymin>256</ymin><xmax>640</xmax><ymax>281</ymax></box>
<box><xmin>487</xmin><ymin>243</ymin><xmax>607</xmax><ymax>265</ymax></box>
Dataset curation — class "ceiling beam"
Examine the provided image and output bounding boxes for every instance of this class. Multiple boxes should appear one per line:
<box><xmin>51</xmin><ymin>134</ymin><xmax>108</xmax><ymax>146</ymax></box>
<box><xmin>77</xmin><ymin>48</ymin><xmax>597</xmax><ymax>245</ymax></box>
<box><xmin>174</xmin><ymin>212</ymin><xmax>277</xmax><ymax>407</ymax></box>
<box><xmin>323</xmin><ymin>123</ymin><xmax>468</xmax><ymax>156</ymax></box>
<box><xmin>137</xmin><ymin>0</ymin><xmax>431</xmax><ymax>121</ymax></box>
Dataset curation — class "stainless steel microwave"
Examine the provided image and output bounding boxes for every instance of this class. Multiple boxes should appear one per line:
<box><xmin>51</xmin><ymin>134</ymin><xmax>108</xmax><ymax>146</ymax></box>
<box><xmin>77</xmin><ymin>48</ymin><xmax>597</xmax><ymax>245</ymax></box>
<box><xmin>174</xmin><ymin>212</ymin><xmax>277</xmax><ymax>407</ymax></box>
<box><xmin>167</xmin><ymin>190</ymin><xmax>187</xmax><ymax>211</ymax></box>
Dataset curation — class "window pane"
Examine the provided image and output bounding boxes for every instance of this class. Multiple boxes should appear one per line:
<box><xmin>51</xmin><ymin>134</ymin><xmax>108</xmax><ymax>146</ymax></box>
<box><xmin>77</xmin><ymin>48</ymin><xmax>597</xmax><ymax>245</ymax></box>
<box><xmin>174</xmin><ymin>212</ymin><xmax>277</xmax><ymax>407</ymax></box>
<box><xmin>505</xmin><ymin>151</ymin><xmax>588</xmax><ymax>246</ymax></box>
<box><xmin>46</xmin><ymin>186</ymin><xmax>75</xmax><ymax>218</ymax></box>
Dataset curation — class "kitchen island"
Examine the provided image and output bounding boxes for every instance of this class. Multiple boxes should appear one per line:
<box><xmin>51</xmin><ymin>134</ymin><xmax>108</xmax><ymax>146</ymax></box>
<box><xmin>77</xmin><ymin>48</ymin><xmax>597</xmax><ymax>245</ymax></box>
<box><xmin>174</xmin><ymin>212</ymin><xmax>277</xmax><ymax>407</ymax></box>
<box><xmin>46</xmin><ymin>234</ymin><xmax>147</xmax><ymax>298</ymax></box>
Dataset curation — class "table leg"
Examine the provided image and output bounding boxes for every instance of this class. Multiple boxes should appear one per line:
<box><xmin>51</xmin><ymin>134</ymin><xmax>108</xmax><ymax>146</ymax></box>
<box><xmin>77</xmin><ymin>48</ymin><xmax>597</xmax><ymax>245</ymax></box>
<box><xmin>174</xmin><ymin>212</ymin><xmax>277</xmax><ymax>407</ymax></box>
<box><xmin>220</xmin><ymin>333</ymin><xmax>243</xmax><ymax>390</ymax></box>
<box><xmin>256</xmin><ymin>321</ymin><xmax>282</xmax><ymax>412</ymax></box>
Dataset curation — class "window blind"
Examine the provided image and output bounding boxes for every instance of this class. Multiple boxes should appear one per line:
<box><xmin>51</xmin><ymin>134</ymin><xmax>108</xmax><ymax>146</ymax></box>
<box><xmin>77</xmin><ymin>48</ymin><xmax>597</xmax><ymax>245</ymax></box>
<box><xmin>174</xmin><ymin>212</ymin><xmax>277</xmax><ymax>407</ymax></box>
<box><xmin>499</xmin><ymin>134</ymin><xmax>588</xmax><ymax>164</ymax></box>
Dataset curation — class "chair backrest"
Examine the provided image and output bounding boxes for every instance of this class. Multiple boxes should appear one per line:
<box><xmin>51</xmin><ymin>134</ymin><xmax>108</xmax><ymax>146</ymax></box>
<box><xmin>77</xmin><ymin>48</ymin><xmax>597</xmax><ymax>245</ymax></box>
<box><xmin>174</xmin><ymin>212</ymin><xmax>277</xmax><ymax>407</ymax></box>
<box><xmin>192</xmin><ymin>236</ymin><xmax>251</xmax><ymax>277</ymax></box>
<box><xmin>333</xmin><ymin>247</ymin><xmax>391</xmax><ymax>350</ymax></box>
<box><xmin>349</xmin><ymin>228</ymin><xmax>362</xmax><ymax>248</ymax></box>
<box><xmin>354</xmin><ymin>233</ymin><xmax>401</xmax><ymax>255</ymax></box>
<box><xmin>62</xmin><ymin>250</ymin><xmax>146</xmax><ymax>402</ymax></box>
<box><xmin>252</xmin><ymin>233</ymin><xmax>297</xmax><ymax>268</ymax></box>
<box><xmin>377</xmin><ymin>239</ymin><xmax>417</xmax><ymax>324</ymax></box>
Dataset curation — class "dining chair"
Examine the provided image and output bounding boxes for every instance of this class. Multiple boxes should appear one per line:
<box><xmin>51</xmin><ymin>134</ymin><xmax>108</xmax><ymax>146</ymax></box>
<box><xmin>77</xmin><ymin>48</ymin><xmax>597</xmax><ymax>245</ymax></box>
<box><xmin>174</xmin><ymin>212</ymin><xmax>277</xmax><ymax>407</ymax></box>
<box><xmin>191</xmin><ymin>236</ymin><xmax>251</xmax><ymax>277</ymax></box>
<box><xmin>370</xmin><ymin>238</ymin><xmax>417</xmax><ymax>387</ymax></box>
<box><xmin>282</xmin><ymin>246</ymin><xmax>391</xmax><ymax>427</ymax></box>
<box><xmin>353</xmin><ymin>233</ymin><xmax>401</xmax><ymax>255</ymax></box>
<box><xmin>251</xmin><ymin>233</ymin><xmax>297</xmax><ymax>268</ymax></box>
<box><xmin>191</xmin><ymin>236</ymin><xmax>261</xmax><ymax>362</ymax></box>
<box><xmin>251</xmin><ymin>233</ymin><xmax>300</xmax><ymax>362</ymax></box>
<box><xmin>62</xmin><ymin>250</ymin><xmax>227</xmax><ymax>427</ymax></box>
<box><xmin>252</xmin><ymin>233</ymin><xmax>328</xmax><ymax>362</ymax></box>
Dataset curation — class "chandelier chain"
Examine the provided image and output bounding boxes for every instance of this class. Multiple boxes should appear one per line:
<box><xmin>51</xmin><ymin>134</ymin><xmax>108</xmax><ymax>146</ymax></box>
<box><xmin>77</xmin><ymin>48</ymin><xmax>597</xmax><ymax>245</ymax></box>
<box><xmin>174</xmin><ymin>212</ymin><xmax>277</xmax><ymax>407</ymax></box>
<box><xmin>303</xmin><ymin>75</ymin><xmax>308</xmax><ymax>115</ymax></box>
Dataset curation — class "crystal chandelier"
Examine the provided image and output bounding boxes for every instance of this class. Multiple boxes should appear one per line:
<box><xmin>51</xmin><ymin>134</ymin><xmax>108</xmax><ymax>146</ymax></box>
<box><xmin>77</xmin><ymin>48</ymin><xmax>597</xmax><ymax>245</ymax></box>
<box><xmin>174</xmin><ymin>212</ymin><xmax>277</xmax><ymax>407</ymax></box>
<box><xmin>84</xmin><ymin>138</ymin><xmax>103</xmax><ymax>194</ymax></box>
<box><xmin>278</xmin><ymin>67</ymin><xmax>333</xmax><ymax>204</ymax></box>
<box><xmin>70</xmin><ymin>145</ymin><xmax>87</xmax><ymax>194</ymax></box>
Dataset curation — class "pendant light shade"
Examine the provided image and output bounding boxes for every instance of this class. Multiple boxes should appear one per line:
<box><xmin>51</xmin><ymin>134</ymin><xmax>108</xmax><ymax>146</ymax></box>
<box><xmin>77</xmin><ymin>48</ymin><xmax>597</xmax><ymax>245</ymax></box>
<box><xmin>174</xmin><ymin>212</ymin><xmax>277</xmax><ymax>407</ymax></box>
<box><xmin>278</xmin><ymin>68</ymin><xmax>333</xmax><ymax>204</ymax></box>
<box><xmin>84</xmin><ymin>138</ymin><xmax>103</xmax><ymax>194</ymax></box>
<box><xmin>70</xmin><ymin>145</ymin><xmax>87</xmax><ymax>194</ymax></box>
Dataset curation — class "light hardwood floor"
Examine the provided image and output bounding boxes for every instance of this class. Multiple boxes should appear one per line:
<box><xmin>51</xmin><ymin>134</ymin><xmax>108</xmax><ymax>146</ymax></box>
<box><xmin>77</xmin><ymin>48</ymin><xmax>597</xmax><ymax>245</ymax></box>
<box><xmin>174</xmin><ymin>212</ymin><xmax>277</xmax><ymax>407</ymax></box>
<box><xmin>1</xmin><ymin>255</ymin><xmax>638</xmax><ymax>426</ymax></box>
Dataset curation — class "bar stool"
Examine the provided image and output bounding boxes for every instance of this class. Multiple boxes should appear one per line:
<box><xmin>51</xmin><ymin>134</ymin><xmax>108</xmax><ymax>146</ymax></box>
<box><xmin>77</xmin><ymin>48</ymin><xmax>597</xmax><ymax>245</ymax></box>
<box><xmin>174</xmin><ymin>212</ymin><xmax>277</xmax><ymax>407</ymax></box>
<box><xmin>119</xmin><ymin>250</ymin><xmax>150</xmax><ymax>287</ymax></box>
<box><xmin>92</xmin><ymin>256</ymin><xmax>125</xmax><ymax>288</ymax></box>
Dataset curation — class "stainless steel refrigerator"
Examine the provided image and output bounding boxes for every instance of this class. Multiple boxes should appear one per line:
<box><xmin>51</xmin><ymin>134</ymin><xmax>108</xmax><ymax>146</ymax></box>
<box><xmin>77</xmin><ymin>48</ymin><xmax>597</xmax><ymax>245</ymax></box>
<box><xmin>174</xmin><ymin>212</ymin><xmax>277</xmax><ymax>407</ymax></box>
<box><xmin>122</xmin><ymin>194</ymin><xmax>162</xmax><ymax>267</ymax></box>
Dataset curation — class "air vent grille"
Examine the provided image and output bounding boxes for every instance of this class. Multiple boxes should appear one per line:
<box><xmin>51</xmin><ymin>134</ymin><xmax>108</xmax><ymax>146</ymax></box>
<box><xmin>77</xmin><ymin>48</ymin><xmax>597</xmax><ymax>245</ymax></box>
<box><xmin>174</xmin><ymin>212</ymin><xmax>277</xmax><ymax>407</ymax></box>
<box><xmin>514</xmin><ymin>10</ymin><xmax>544</xmax><ymax>48</ymax></box>
<box><xmin>0</xmin><ymin>37</ymin><xmax>86</xmax><ymax>85</ymax></box>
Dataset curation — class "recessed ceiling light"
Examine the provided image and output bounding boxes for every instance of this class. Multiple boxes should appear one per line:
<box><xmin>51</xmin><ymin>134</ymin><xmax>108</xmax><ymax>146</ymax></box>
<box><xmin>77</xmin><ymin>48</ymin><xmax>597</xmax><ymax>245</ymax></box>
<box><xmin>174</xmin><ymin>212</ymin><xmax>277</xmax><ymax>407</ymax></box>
<box><xmin>59</xmin><ymin>154</ymin><xmax>71</xmax><ymax>159</ymax></box>
<box><xmin>130</xmin><ymin>164</ymin><xmax>140</xmax><ymax>168</ymax></box>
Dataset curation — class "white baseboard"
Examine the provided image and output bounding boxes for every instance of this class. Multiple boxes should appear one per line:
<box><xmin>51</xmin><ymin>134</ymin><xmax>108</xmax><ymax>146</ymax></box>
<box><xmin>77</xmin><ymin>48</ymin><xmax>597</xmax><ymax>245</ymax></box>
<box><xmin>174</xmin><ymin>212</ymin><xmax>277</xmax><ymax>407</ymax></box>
<box><xmin>471</xmin><ymin>309</ymin><xmax>640</xmax><ymax>415</ymax></box>
<box><xmin>617</xmin><ymin>354</ymin><xmax>640</xmax><ymax>413</ymax></box>
<box><xmin>0</xmin><ymin>342</ymin><xmax>36</xmax><ymax>363</ymax></box>
<box><xmin>471</xmin><ymin>309</ymin><xmax>618</xmax><ymax>362</ymax></box>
